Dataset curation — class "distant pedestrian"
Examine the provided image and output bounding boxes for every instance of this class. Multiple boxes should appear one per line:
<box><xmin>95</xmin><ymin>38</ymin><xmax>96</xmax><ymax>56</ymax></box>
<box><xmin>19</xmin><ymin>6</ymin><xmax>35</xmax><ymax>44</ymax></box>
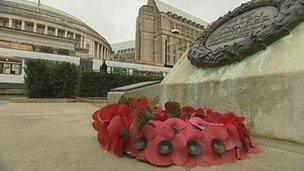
<box><xmin>100</xmin><ymin>60</ymin><xmax>107</xmax><ymax>73</ymax></box>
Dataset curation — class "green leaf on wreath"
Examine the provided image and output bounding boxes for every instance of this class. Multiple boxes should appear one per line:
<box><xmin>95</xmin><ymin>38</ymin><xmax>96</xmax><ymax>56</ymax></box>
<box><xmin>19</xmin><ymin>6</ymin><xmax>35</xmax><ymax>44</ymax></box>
<box><xmin>148</xmin><ymin>99</ymin><xmax>157</xmax><ymax>111</ymax></box>
<box><xmin>119</xmin><ymin>127</ymin><xmax>129</xmax><ymax>139</ymax></box>
<box><xmin>134</xmin><ymin>109</ymin><xmax>154</xmax><ymax>132</ymax></box>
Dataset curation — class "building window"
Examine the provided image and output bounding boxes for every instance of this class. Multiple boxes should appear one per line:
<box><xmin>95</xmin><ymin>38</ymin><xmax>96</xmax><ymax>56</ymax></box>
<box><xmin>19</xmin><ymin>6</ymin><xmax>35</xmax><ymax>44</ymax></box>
<box><xmin>0</xmin><ymin>57</ymin><xmax>22</xmax><ymax>75</ymax></box>
<box><xmin>36</xmin><ymin>24</ymin><xmax>45</xmax><ymax>34</ymax></box>
<box><xmin>12</xmin><ymin>20</ymin><xmax>22</xmax><ymax>30</ymax></box>
<box><xmin>58</xmin><ymin>49</ymin><xmax>70</xmax><ymax>55</ymax></box>
<box><xmin>0</xmin><ymin>17</ymin><xmax>9</xmax><ymax>27</ymax></box>
<box><xmin>67</xmin><ymin>31</ymin><xmax>74</xmax><ymax>39</ymax></box>
<box><xmin>75</xmin><ymin>34</ymin><xmax>81</xmax><ymax>41</ymax></box>
<box><xmin>57</xmin><ymin>29</ymin><xmax>65</xmax><ymax>37</ymax></box>
<box><xmin>48</xmin><ymin>26</ymin><xmax>55</xmax><ymax>36</ymax></box>
<box><xmin>155</xmin><ymin>18</ymin><xmax>161</xmax><ymax>31</ymax></box>
<box><xmin>170</xmin><ymin>21</ymin><xmax>174</xmax><ymax>29</ymax></box>
<box><xmin>94</xmin><ymin>42</ymin><xmax>98</xmax><ymax>57</ymax></box>
<box><xmin>40</xmin><ymin>46</ymin><xmax>54</xmax><ymax>54</ymax></box>
<box><xmin>24</xmin><ymin>21</ymin><xmax>34</xmax><ymax>32</ymax></box>
<box><xmin>75</xmin><ymin>34</ymin><xmax>81</xmax><ymax>47</ymax></box>
<box><xmin>86</xmin><ymin>43</ymin><xmax>90</xmax><ymax>49</ymax></box>
<box><xmin>167</xmin><ymin>45</ymin><xmax>171</xmax><ymax>63</ymax></box>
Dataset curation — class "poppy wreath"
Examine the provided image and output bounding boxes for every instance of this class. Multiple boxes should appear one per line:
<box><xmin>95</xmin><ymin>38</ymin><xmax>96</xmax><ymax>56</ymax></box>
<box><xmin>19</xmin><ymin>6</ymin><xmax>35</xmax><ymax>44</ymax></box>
<box><xmin>92</xmin><ymin>96</ymin><xmax>259</xmax><ymax>168</ymax></box>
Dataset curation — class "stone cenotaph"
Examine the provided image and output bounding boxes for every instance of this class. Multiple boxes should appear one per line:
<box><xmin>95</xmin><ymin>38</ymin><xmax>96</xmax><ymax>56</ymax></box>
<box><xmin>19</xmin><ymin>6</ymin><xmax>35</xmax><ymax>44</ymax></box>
<box><xmin>160</xmin><ymin>0</ymin><xmax>304</xmax><ymax>144</ymax></box>
<box><xmin>108</xmin><ymin>0</ymin><xmax>304</xmax><ymax>144</ymax></box>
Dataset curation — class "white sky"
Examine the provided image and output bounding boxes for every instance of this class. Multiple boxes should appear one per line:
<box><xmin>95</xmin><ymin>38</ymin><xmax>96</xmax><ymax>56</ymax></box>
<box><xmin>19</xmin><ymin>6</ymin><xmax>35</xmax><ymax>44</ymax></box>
<box><xmin>27</xmin><ymin>0</ymin><xmax>248</xmax><ymax>44</ymax></box>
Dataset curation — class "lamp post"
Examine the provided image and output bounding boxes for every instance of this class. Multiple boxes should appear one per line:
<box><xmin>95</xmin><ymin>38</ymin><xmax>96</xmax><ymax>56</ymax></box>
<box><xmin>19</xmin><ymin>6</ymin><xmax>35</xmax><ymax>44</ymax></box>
<box><xmin>171</xmin><ymin>29</ymin><xmax>180</xmax><ymax>64</ymax></box>
<box><xmin>165</xmin><ymin>29</ymin><xmax>180</xmax><ymax>68</ymax></box>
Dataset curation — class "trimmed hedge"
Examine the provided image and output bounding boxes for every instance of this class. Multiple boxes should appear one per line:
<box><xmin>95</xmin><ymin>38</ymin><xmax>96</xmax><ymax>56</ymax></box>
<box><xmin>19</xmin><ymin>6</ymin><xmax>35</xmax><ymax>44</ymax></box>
<box><xmin>25</xmin><ymin>59</ymin><xmax>163</xmax><ymax>98</ymax></box>
<box><xmin>25</xmin><ymin>59</ymin><xmax>80</xmax><ymax>98</ymax></box>
<box><xmin>78</xmin><ymin>72</ymin><xmax>162</xmax><ymax>97</ymax></box>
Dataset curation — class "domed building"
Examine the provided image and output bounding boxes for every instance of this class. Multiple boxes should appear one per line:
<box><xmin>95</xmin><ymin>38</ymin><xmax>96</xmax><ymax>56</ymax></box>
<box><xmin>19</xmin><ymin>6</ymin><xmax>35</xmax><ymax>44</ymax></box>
<box><xmin>0</xmin><ymin>0</ymin><xmax>171</xmax><ymax>85</ymax></box>
<box><xmin>0</xmin><ymin>0</ymin><xmax>112</xmax><ymax>59</ymax></box>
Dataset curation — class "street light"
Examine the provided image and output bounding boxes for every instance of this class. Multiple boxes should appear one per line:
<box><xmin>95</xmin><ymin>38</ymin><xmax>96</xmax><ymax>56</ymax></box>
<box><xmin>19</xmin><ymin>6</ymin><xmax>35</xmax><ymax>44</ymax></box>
<box><xmin>165</xmin><ymin>29</ymin><xmax>180</xmax><ymax>68</ymax></box>
<box><xmin>171</xmin><ymin>29</ymin><xmax>180</xmax><ymax>64</ymax></box>
<box><xmin>171</xmin><ymin>29</ymin><xmax>180</xmax><ymax>35</ymax></box>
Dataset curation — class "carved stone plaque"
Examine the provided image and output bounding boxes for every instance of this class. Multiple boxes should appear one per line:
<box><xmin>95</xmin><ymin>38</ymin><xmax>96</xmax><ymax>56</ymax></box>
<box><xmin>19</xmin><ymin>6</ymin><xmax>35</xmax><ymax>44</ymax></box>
<box><xmin>205</xmin><ymin>6</ymin><xmax>278</xmax><ymax>50</ymax></box>
<box><xmin>189</xmin><ymin>0</ymin><xmax>304</xmax><ymax>68</ymax></box>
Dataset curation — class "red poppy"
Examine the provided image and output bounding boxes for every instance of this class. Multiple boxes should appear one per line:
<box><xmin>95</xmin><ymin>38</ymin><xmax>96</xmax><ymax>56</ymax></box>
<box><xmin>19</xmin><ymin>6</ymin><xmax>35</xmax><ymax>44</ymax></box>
<box><xmin>235</xmin><ymin>144</ymin><xmax>248</xmax><ymax>160</ymax></box>
<box><xmin>108</xmin><ymin>137</ymin><xmax>128</xmax><ymax>156</ymax></box>
<box><xmin>144</xmin><ymin>118</ymin><xmax>188</xmax><ymax>166</ymax></box>
<box><xmin>92</xmin><ymin>103</ymin><xmax>133</xmax><ymax>156</ymax></box>
<box><xmin>189</xmin><ymin>117</ymin><xmax>224</xmax><ymax>131</ymax></box>
<box><xmin>153</xmin><ymin>105</ymin><xmax>167</xmax><ymax>121</ymax></box>
<box><xmin>92</xmin><ymin>103</ymin><xmax>132</xmax><ymax>134</ymax></box>
<box><xmin>92</xmin><ymin>104</ymin><xmax>119</xmax><ymax>151</ymax></box>
<box><xmin>97</xmin><ymin>121</ymin><xmax>110</xmax><ymax>150</ymax></box>
<box><xmin>218</xmin><ymin>112</ymin><xmax>259</xmax><ymax>154</ymax></box>
<box><xmin>118</xmin><ymin>104</ymin><xmax>132</xmax><ymax>129</ymax></box>
<box><xmin>242</xmin><ymin>137</ymin><xmax>260</xmax><ymax>154</ymax></box>
<box><xmin>95</xmin><ymin>115</ymin><xmax>128</xmax><ymax>156</ymax></box>
<box><xmin>160</xmin><ymin>118</ymin><xmax>187</xmax><ymax>133</ymax></box>
<box><xmin>178</xmin><ymin>126</ymin><xmax>211</xmax><ymax>168</ymax></box>
<box><xmin>206</xmin><ymin>112</ymin><xmax>223</xmax><ymax>123</ymax></box>
<box><xmin>180</xmin><ymin>106</ymin><xmax>196</xmax><ymax>120</ymax></box>
<box><xmin>218</xmin><ymin>112</ymin><xmax>245</xmax><ymax>125</ymax></box>
<box><xmin>125</xmin><ymin>123</ymin><xmax>157</xmax><ymax>160</ymax></box>
<box><xmin>195</xmin><ymin>108</ymin><xmax>206</xmax><ymax>116</ymax></box>
<box><xmin>92</xmin><ymin>103</ymin><xmax>120</xmax><ymax>132</ymax></box>
<box><xmin>201</xmin><ymin>125</ymin><xmax>238</xmax><ymax>165</ymax></box>
<box><xmin>130</xmin><ymin>97</ymin><xmax>149</xmax><ymax>119</ymax></box>
<box><xmin>194</xmin><ymin>108</ymin><xmax>223</xmax><ymax>123</ymax></box>
<box><xmin>132</xmin><ymin>97</ymin><xmax>149</xmax><ymax>110</ymax></box>
<box><xmin>104</xmin><ymin>115</ymin><xmax>130</xmax><ymax>156</ymax></box>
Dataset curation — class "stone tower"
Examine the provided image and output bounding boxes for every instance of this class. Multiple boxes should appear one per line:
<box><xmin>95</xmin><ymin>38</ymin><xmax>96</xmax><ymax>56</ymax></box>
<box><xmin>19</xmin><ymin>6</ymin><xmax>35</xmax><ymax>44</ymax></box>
<box><xmin>135</xmin><ymin>0</ymin><xmax>208</xmax><ymax>67</ymax></box>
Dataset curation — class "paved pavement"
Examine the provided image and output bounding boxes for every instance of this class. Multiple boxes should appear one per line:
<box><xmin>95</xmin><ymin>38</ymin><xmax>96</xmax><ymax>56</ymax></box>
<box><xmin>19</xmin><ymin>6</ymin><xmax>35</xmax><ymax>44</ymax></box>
<box><xmin>0</xmin><ymin>102</ymin><xmax>303</xmax><ymax>171</ymax></box>
<box><xmin>0</xmin><ymin>100</ymin><xmax>8</xmax><ymax>106</ymax></box>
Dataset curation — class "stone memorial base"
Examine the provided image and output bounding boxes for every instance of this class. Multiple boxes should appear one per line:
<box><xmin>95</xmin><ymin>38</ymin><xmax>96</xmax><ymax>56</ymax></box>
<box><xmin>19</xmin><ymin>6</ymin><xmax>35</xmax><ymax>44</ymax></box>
<box><xmin>160</xmin><ymin>23</ymin><xmax>304</xmax><ymax>144</ymax></box>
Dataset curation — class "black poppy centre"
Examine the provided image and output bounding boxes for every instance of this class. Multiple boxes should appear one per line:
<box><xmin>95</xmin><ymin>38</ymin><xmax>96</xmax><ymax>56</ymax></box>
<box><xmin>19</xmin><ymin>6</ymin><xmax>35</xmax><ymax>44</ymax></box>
<box><xmin>158</xmin><ymin>140</ymin><xmax>173</xmax><ymax>155</ymax></box>
<box><xmin>212</xmin><ymin>139</ymin><xmax>226</xmax><ymax>154</ymax></box>
<box><xmin>187</xmin><ymin>140</ymin><xmax>202</xmax><ymax>156</ymax></box>
<box><xmin>135</xmin><ymin>137</ymin><xmax>147</xmax><ymax>151</ymax></box>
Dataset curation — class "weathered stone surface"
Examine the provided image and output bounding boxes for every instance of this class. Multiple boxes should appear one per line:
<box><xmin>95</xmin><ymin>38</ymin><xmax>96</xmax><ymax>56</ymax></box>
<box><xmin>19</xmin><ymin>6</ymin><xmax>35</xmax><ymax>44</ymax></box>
<box><xmin>161</xmin><ymin>23</ymin><xmax>304</xmax><ymax>144</ymax></box>
<box><xmin>108</xmin><ymin>82</ymin><xmax>161</xmax><ymax>104</ymax></box>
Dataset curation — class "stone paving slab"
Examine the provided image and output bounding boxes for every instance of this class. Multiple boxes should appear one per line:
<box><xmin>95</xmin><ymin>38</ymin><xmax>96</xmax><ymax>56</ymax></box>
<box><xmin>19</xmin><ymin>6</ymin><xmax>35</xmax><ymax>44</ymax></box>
<box><xmin>0</xmin><ymin>103</ymin><xmax>303</xmax><ymax>171</ymax></box>
<box><xmin>0</xmin><ymin>100</ymin><xmax>8</xmax><ymax>106</ymax></box>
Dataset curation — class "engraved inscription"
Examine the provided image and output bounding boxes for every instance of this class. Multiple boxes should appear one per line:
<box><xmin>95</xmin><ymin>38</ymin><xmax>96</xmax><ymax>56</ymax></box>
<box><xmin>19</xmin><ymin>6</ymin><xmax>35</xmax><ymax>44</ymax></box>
<box><xmin>205</xmin><ymin>6</ymin><xmax>278</xmax><ymax>50</ymax></box>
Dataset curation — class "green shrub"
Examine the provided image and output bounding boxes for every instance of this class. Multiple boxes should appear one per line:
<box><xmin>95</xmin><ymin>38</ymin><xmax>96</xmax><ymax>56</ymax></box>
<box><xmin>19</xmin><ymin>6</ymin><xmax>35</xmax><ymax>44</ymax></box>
<box><xmin>24</xmin><ymin>59</ymin><xmax>52</xmax><ymax>98</ymax></box>
<box><xmin>25</xmin><ymin>59</ymin><xmax>163</xmax><ymax>98</ymax></box>
<box><xmin>78</xmin><ymin>72</ymin><xmax>162</xmax><ymax>97</ymax></box>
<box><xmin>25</xmin><ymin>59</ymin><xmax>80</xmax><ymax>98</ymax></box>
<box><xmin>51</xmin><ymin>62</ymin><xmax>80</xmax><ymax>98</ymax></box>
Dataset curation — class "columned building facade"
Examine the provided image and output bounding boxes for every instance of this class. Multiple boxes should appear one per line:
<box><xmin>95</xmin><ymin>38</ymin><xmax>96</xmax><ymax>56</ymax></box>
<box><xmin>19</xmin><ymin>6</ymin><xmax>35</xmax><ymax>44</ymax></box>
<box><xmin>135</xmin><ymin>0</ymin><xmax>209</xmax><ymax>67</ymax></box>
<box><xmin>0</xmin><ymin>0</ymin><xmax>112</xmax><ymax>59</ymax></box>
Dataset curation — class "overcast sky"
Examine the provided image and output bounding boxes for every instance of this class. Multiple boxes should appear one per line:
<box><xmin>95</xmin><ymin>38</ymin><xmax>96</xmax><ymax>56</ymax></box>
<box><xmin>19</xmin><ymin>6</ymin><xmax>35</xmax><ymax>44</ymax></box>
<box><xmin>27</xmin><ymin>0</ymin><xmax>248</xmax><ymax>44</ymax></box>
